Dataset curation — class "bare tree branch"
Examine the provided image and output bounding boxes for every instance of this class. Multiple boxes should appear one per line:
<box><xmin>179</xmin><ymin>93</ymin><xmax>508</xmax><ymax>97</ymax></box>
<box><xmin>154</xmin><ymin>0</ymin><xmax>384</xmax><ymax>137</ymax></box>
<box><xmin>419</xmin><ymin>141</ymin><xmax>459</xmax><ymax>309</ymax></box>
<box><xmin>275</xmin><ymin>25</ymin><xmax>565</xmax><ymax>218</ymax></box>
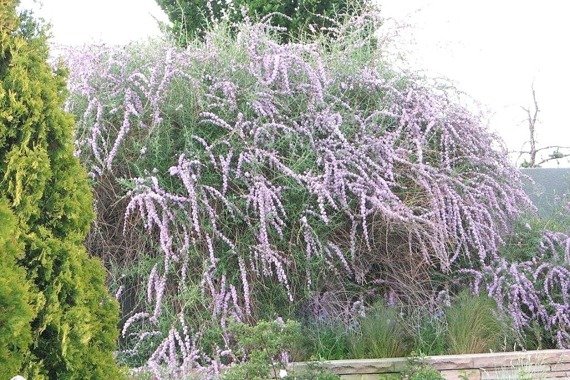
<box><xmin>536</xmin><ymin>153</ymin><xmax>570</xmax><ymax>167</ymax></box>
<box><xmin>517</xmin><ymin>84</ymin><xmax>570</xmax><ymax>167</ymax></box>
<box><xmin>520</xmin><ymin>84</ymin><xmax>539</xmax><ymax>167</ymax></box>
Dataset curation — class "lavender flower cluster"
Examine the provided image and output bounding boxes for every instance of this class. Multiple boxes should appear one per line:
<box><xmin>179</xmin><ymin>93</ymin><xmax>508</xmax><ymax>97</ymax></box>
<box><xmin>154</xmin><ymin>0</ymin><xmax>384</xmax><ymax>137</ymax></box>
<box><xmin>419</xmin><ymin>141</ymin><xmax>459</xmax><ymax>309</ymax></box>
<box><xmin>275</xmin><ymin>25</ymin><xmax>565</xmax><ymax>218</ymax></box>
<box><xmin>62</xmin><ymin>12</ymin><xmax>559</xmax><ymax>378</ymax></box>
<box><xmin>463</xmin><ymin>230</ymin><xmax>570</xmax><ymax>348</ymax></box>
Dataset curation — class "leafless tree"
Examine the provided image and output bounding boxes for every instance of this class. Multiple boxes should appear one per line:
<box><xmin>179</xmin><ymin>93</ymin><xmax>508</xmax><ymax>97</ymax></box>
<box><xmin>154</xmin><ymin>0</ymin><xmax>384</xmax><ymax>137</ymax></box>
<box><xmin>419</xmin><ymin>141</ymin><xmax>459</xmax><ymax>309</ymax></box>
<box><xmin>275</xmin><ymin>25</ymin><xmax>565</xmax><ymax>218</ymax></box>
<box><xmin>516</xmin><ymin>85</ymin><xmax>570</xmax><ymax>167</ymax></box>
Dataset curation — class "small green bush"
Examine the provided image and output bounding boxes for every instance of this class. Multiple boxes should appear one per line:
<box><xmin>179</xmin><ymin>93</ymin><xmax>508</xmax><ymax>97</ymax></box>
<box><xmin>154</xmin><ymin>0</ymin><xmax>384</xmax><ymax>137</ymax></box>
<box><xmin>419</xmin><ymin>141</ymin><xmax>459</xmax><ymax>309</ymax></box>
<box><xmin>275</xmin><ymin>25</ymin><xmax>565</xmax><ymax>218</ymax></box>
<box><xmin>299</xmin><ymin>291</ymin><xmax>507</xmax><ymax>361</ymax></box>
<box><xmin>408</xmin><ymin>367</ymin><xmax>444</xmax><ymax>380</ymax></box>
<box><xmin>223</xmin><ymin>319</ymin><xmax>301</xmax><ymax>380</ymax></box>
<box><xmin>402</xmin><ymin>355</ymin><xmax>444</xmax><ymax>380</ymax></box>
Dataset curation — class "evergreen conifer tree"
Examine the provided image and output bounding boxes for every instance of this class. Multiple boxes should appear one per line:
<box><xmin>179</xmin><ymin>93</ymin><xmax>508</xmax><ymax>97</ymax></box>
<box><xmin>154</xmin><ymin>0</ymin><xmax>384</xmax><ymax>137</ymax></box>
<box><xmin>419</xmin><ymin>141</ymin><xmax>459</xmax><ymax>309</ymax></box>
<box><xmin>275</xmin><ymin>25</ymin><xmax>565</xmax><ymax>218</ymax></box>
<box><xmin>0</xmin><ymin>1</ymin><xmax>123</xmax><ymax>378</ymax></box>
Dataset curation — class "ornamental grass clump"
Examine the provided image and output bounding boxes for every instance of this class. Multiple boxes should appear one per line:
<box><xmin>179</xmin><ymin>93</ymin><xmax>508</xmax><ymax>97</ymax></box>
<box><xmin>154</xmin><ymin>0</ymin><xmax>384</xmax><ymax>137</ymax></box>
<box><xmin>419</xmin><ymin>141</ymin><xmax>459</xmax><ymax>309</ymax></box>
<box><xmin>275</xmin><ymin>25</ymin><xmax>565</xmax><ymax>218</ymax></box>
<box><xmin>64</xmin><ymin>10</ymin><xmax>536</xmax><ymax>377</ymax></box>
<box><xmin>348</xmin><ymin>301</ymin><xmax>410</xmax><ymax>359</ymax></box>
<box><xmin>445</xmin><ymin>291</ymin><xmax>503</xmax><ymax>354</ymax></box>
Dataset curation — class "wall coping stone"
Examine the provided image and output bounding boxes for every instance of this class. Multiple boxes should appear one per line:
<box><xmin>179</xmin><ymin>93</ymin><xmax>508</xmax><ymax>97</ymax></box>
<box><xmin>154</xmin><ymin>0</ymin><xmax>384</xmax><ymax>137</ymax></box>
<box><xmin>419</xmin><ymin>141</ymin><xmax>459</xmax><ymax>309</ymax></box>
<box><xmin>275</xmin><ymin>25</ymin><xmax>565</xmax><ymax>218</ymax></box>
<box><xmin>288</xmin><ymin>349</ymin><xmax>570</xmax><ymax>377</ymax></box>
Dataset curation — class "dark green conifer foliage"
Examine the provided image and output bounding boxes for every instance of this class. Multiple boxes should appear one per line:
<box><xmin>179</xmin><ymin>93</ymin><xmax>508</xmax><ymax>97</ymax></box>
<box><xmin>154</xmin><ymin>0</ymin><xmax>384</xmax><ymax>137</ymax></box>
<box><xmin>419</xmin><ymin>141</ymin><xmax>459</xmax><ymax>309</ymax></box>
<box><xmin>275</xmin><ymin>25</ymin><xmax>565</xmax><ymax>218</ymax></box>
<box><xmin>0</xmin><ymin>1</ymin><xmax>123</xmax><ymax>378</ymax></box>
<box><xmin>156</xmin><ymin>0</ymin><xmax>368</xmax><ymax>45</ymax></box>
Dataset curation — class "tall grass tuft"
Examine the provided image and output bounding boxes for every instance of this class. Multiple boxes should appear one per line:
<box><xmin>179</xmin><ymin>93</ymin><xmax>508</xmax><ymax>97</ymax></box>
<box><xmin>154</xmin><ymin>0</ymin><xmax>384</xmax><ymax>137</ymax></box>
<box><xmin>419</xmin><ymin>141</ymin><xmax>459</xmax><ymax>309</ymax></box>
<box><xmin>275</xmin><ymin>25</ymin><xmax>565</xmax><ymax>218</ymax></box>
<box><xmin>445</xmin><ymin>291</ymin><xmax>503</xmax><ymax>354</ymax></box>
<box><xmin>300</xmin><ymin>322</ymin><xmax>351</xmax><ymax>361</ymax></box>
<box><xmin>348</xmin><ymin>301</ymin><xmax>410</xmax><ymax>359</ymax></box>
<box><xmin>411</xmin><ymin>312</ymin><xmax>448</xmax><ymax>356</ymax></box>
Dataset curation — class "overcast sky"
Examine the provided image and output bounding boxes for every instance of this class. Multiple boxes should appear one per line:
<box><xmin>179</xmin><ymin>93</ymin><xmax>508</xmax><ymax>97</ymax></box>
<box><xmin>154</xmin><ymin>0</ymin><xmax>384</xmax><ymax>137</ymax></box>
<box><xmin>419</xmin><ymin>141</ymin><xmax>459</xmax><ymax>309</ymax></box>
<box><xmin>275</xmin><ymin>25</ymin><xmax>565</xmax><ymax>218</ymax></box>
<box><xmin>18</xmin><ymin>0</ymin><xmax>570</xmax><ymax>167</ymax></box>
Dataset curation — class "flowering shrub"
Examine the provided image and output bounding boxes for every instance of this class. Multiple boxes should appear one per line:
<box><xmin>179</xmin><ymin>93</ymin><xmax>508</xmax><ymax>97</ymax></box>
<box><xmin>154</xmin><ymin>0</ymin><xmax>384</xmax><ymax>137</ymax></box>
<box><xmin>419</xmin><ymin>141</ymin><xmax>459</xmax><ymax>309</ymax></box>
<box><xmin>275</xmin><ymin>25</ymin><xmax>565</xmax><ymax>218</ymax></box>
<box><xmin>64</xmin><ymin>12</ymin><xmax>538</xmax><ymax>377</ymax></box>
<box><xmin>462</xmin><ymin>220</ymin><xmax>570</xmax><ymax>348</ymax></box>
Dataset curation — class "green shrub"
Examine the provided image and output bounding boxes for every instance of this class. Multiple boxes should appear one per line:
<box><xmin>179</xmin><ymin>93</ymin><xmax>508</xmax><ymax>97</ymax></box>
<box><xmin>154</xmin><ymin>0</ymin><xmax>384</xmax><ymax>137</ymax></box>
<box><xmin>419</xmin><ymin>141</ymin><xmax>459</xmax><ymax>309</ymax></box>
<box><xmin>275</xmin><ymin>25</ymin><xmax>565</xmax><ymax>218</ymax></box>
<box><xmin>66</xmin><ymin>4</ymin><xmax>533</xmax><ymax>371</ymax></box>
<box><xmin>223</xmin><ymin>319</ymin><xmax>301</xmax><ymax>380</ymax></box>
<box><xmin>296</xmin><ymin>292</ymin><xmax>508</xmax><ymax>362</ymax></box>
<box><xmin>402</xmin><ymin>355</ymin><xmax>444</xmax><ymax>380</ymax></box>
<box><xmin>409</xmin><ymin>368</ymin><xmax>445</xmax><ymax>380</ymax></box>
<box><xmin>299</xmin><ymin>292</ymin><xmax>508</xmax><ymax>362</ymax></box>
<box><xmin>0</xmin><ymin>2</ymin><xmax>123</xmax><ymax>378</ymax></box>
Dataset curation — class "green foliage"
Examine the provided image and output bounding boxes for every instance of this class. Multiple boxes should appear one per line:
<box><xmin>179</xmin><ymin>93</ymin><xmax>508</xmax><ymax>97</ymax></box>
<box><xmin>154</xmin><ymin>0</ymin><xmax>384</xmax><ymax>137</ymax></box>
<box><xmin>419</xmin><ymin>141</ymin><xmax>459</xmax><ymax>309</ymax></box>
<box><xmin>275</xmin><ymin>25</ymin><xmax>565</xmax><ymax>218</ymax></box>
<box><xmin>516</xmin><ymin>369</ymin><xmax>535</xmax><ymax>380</ymax></box>
<box><xmin>410</xmin><ymin>313</ymin><xmax>447</xmax><ymax>356</ymax></box>
<box><xmin>299</xmin><ymin>322</ymin><xmax>350</xmax><ymax>360</ymax></box>
<box><xmin>445</xmin><ymin>291</ymin><xmax>503</xmax><ymax>354</ymax></box>
<box><xmin>223</xmin><ymin>319</ymin><xmax>301</xmax><ymax>380</ymax></box>
<box><xmin>155</xmin><ymin>0</ymin><xmax>228</xmax><ymax>44</ymax></box>
<box><xmin>501</xmin><ymin>212</ymin><xmax>570</xmax><ymax>263</ymax></box>
<box><xmin>408</xmin><ymin>367</ymin><xmax>444</xmax><ymax>380</ymax></box>
<box><xmin>348</xmin><ymin>301</ymin><xmax>410</xmax><ymax>359</ymax></box>
<box><xmin>155</xmin><ymin>0</ymin><xmax>369</xmax><ymax>45</ymax></box>
<box><xmin>401</xmin><ymin>355</ymin><xmax>444</xmax><ymax>380</ymax></box>
<box><xmin>0</xmin><ymin>2</ymin><xmax>123</xmax><ymax>378</ymax></box>
<box><xmin>377</xmin><ymin>375</ymin><xmax>401</xmax><ymax>380</ymax></box>
<box><xmin>0</xmin><ymin>199</ymin><xmax>35</xmax><ymax>379</ymax></box>
<box><xmin>297</xmin><ymin>292</ymin><xmax>506</xmax><ymax>362</ymax></box>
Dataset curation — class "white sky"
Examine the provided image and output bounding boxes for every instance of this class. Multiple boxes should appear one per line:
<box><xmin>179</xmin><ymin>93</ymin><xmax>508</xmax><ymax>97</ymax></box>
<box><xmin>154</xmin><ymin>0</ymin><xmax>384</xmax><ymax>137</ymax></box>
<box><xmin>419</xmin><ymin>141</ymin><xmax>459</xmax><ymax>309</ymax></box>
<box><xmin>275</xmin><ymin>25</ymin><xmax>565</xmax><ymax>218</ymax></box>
<box><xmin>380</xmin><ymin>0</ymin><xmax>570</xmax><ymax>168</ymax></box>
<box><xmin>19</xmin><ymin>0</ymin><xmax>168</xmax><ymax>44</ymax></box>
<box><xmin>18</xmin><ymin>0</ymin><xmax>570</xmax><ymax>167</ymax></box>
